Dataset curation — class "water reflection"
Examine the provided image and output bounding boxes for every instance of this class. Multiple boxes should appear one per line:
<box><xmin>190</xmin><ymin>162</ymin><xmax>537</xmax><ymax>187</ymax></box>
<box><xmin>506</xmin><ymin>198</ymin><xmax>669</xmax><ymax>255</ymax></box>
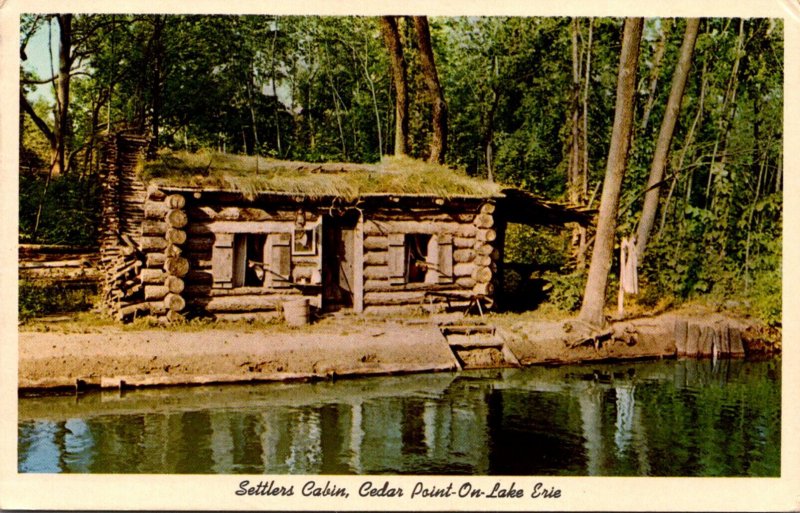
<box><xmin>18</xmin><ymin>358</ymin><xmax>780</xmax><ymax>476</ymax></box>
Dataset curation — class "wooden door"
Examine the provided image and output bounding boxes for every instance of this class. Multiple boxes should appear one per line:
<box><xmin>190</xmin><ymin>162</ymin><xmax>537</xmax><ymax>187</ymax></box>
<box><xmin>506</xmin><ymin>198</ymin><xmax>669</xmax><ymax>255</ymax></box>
<box><xmin>322</xmin><ymin>214</ymin><xmax>358</xmax><ymax>310</ymax></box>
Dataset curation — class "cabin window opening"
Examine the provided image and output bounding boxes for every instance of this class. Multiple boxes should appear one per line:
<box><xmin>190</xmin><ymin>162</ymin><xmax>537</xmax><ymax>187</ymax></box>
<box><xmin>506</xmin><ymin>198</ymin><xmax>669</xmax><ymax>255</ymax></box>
<box><xmin>236</xmin><ymin>234</ymin><xmax>268</xmax><ymax>286</ymax></box>
<box><xmin>212</xmin><ymin>231</ymin><xmax>291</xmax><ymax>289</ymax></box>
<box><xmin>405</xmin><ymin>234</ymin><xmax>433</xmax><ymax>283</ymax></box>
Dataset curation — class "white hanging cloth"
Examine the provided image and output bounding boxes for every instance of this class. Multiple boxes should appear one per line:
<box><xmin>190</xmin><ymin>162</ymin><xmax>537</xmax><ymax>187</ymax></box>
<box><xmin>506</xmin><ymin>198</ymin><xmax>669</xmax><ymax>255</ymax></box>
<box><xmin>620</xmin><ymin>236</ymin><xmax>639</xmax><ymax>294</ymax></box>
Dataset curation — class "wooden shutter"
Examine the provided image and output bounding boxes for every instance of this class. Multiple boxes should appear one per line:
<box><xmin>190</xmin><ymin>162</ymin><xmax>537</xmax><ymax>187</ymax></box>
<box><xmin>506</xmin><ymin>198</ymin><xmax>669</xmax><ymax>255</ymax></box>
<box><xmin>232</xmin><ymin>235</ymin><xmax>247</xmax><ymax>287</ymax></box>
<box><xmin>388</xmin><ymin>233</ymin><xmax>406</xmax><ymax>285</ymax></box>
<box><xmin>437</xmin><ymin>233</ymin><xmax>454</xmax><ymax>283</ymax></box>
<box><xmin>267</xmin><ymin>232</ymin><xmax>292</xmax><ymax>288</ymax></box>
<box><xmin>211</xmin><ymin>233</ymin><xmax>235</xmax><ymax>288</ymax></box>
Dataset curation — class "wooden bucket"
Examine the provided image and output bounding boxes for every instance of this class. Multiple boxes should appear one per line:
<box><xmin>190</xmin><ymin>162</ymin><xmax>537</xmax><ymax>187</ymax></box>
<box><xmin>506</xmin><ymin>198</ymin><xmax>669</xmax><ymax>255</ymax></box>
<box><xmin>283</xmin><ymin>298</ymin><xmax>310</xmax><ymax>327</ymax></box>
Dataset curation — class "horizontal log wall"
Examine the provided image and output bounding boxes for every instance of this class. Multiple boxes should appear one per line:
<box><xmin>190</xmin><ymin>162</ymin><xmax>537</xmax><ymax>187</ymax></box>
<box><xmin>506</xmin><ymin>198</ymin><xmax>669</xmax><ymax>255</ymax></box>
<box><xmin>125</xmin><ymin>185</ymin><xmax>499</xmax><ymax>319</ymax></box>
<box><xmin>360</xmin><ymin>200</ymin><xmax>498</xmax><ymax>311</ymax></box>
<box><xmin>177</xmin><ymin>202</ymin><xmax>321</xmax><ymax>315</ymax></box>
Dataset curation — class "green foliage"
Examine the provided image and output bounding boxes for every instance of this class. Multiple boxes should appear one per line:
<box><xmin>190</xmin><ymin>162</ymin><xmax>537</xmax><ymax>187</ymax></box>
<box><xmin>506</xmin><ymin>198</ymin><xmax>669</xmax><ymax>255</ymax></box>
<box><xmin>19</xmin><ymin>172</ymin><xmax>101</xmax><ymax>245</ymax></box>
<box><xmin>503</xmin><ymin>223</ymin><xmax>569</xmax><ymax>268</ymax></box>
<box><xmin>542</xmin><ymin>271</ymin><xmax>586</xmax><ymax>312</ymax></box>
<box><xmin>19</xmin><ymin>281</ymin><xmax>97</xmax><ymax>320</ymax></box>
<box><xmin>18</xmin><ymin>15</ymin><xmax>783</xmax><ymax>324</ymax></box>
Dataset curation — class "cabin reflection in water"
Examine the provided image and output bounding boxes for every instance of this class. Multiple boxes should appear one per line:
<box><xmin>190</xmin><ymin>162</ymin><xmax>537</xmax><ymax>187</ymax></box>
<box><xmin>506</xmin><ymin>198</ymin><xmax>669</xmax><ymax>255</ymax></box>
<box><xmin>18</xmin><ymin>359</ymin><xmax>781</xmax><ymax>476</ymax></box>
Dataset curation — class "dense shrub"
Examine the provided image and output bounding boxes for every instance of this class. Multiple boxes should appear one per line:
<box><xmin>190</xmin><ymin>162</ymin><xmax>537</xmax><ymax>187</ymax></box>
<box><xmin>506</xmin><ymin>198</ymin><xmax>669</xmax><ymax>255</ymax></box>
<box><xmin>19</xmin><ymin>280</ymin><xmax>98</xmax><ymax>320</ymax></box>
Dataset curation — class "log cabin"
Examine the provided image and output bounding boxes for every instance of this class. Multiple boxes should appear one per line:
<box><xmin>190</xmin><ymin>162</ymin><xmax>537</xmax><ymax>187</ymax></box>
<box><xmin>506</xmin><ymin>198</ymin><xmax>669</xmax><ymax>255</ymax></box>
<box><xmin>99</xmin><ymin>132</ymin><xmax>589</xmax><ymax>322</ymax></box>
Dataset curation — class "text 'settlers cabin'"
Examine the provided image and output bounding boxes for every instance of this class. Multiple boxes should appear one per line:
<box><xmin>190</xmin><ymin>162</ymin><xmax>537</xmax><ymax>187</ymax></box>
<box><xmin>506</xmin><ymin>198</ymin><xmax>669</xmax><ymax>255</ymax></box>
<box><xmin>99</xmin><ymin>132</ymin><xmax>588</xmax><ymax>323</ymax></box>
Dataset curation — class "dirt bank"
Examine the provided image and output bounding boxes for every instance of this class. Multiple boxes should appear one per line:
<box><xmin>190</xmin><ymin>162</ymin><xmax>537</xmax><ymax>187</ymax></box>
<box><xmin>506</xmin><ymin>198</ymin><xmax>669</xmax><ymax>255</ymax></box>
<box><xmin>18</xmin><ymin>309</ymin><xmax>779</xmax><ymax>392</ymax></box>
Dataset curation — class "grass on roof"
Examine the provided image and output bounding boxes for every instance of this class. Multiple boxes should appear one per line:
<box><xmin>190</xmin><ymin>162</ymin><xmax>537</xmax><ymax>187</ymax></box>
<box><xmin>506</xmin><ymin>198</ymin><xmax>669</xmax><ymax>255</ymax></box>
<box><xmin>138</xmin><ymin>149</ymin><xmax>503</xmax><ymax>201</ymax></box>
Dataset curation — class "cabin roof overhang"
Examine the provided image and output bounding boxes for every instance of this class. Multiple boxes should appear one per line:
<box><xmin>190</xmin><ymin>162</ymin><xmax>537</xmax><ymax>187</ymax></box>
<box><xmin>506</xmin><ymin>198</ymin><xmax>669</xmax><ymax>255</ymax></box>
<box><xmin>157</xmin><ymin>184</ymin><xmax>592</xmax><ymax>226</ymax></box>
<box><xmin>496</xmin><ymin>188</ymin><xmax>595</xmax><ymax>227</ymax></box>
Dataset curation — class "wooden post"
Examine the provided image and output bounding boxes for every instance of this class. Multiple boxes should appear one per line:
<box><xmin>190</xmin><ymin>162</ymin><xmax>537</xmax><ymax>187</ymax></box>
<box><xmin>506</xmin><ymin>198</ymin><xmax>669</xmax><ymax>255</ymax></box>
<box><xmin>353</xmin><ymin>213</ymin><xmax>365</xmax><ymax>313</ymax></box>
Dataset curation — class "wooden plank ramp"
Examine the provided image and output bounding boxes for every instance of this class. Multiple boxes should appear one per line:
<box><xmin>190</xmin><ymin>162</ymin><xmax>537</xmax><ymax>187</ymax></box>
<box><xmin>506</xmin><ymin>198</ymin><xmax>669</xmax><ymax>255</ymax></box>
<box><xmin>439</xmin><ymin>321</ymin><xmax>521</xmax><ymax>369</ymax></box>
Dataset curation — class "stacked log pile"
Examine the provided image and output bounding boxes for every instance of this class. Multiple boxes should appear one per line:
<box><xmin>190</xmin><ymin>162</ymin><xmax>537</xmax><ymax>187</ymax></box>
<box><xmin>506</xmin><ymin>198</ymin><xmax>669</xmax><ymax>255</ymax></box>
<box><xmin>19</xmin><ymin>245</ymin><xmax>100</xmax><ymax>286</ymax></box>
<box><xmin>97</xmin><ymin>132</ymin><xmax>149</xmax><ymax>320</ymax></box>
<box><xmin>100</xmin><ymin>234</ymin><xmax>144</xmax><ymax>320</ymax></box>
<box><xmin>362</xmin><ymin>201</ymin><xmax>500</xmax><ymax>314</ymax></box>
<box><xmin>140</xmin><ymin>188</ymin><xmax>189</xmax><ymax>323</ymax></box>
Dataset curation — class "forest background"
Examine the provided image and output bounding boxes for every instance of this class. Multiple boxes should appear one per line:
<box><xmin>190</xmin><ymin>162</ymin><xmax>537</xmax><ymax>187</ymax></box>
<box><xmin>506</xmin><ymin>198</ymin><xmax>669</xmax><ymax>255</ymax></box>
<box><xmin>18</xmin><ymin>15</ymin><xmax>783</xmax><ymax>325</ymax></box>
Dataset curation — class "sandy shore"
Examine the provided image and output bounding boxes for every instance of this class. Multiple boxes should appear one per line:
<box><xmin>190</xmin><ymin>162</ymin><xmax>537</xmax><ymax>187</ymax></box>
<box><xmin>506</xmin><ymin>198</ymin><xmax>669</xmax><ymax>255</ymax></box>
<box><xmin>18</xmin><ymin>311</ymin><xmax>776</xmax><ymax>392</ymax></box>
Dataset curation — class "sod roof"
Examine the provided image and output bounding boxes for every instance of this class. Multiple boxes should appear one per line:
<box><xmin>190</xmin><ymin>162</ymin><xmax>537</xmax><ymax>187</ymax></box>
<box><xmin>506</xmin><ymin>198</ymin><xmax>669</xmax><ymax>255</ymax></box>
<box><xmin>139</xmin><ymin>150</ymin><xmax>504</xmax><ymax>201</ymax></box>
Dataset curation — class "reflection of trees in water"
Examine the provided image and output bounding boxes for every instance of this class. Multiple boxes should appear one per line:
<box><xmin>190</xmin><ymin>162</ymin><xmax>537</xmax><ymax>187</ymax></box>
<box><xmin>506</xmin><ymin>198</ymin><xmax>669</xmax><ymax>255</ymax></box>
<box><xmin>17</xmin><ymin>359</ymin><xmax>781</xmax><ymax>475</ymax></box>
<box><xmin>578</xmin><ymin>383</ymin><xmax>603</xmax><ymax>476</ymax></box>
<box><xmin>614</xmin><ymin>384</ymin><xmax>635</xmax><ymax>455</ymax></box>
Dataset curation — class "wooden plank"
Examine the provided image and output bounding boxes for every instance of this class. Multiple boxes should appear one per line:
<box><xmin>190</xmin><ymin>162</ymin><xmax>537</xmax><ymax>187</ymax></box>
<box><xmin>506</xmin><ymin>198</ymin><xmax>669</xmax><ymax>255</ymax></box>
<box><xmin>204</xmin><ymin>295</ymin><xmax>285</xmax><ymax>312</ymax></box>
<box><xmin>141</xmin><ymin>268</ymin><xmax>166</xmax><ymax>284</ymax></box>
<box><xmin>454</xmin><ymin>263</ymin><xmax>476</xmax><ymax>277</ymax></box>
<box><xmin>387</xmin><ymin>233</ymin><xmax>405</xmax><ymax>285</ymax></box>
<box><xmin>211</xmin><ymin>233</ymin><xmax>234</xmax><ymax>287</ymax></box>
<box><xmin>144</xmin><ymin>285</ymin><xmax>169</xmax><ymax>301</ymax></box>
<box><xmin>141</xmin><ymin>236</ymin><xmax>167</xmax><ymax>252</ymax></box>
<box><xmin>453</xmin><ymin>249</ymin><xmax>475</xmax><ymax>263</ymax></box>
<box><xmin>267</xmin><ymin>232</ymin><xmax>292</xmax><ymax>288</ymax></box>
<box><xmin>208</xmin><ymin>287</ymin><xmax>302</xmax><ymax>297</ymax></box>
<box><xmin>453</xmin><ymin>236</ymin><xmax>474</xmax><ymax>248</ymax></box>
<box><xmin>353</xmin><ymin>214</ymin><xmax>365</xmax><ymax>313</ymax></box>
<box><xmin>674</xmin><ymin>319</ymin><xmax>689</xmax><ymax>356</ymax></box>
<box><xmin>364</xmin><ymin>265</ymin><xmax>390</xmax><ymax>280</ymax></box>
<box><xmin>363</xmin><ymin>236</ymin><xmax>388</xmax><ymax>250</ymax></box>
<box><xmin>456</xmin><ymin>277</ymin><xmax>476</xmax><ymax>289</ymax></box>
<box><xmin>142</xmin><ymin>220</ymin><xmax>168</xmax><ymax>236</ymax></box>
<box><xmin>145</xmin><ymin>253</ymin><xmax>166</xmax><ymax>268</ymax></box>
<box><xmin>364</xmin><ymin>220</ymin><xmax>465</xmax><ymax>236</ymax></box>
<box><xmin>437</xmin><ymin>233</ymin><xmax>453</xmax><ymax>284</ymax></box>
<box><xmin>364</xmin><ymin>251</ymin><xmax>387</xmax><ymax>265</ymax></box>
<box><xmin>209</xmin><ymin>220</ymin><xmax>293</xmax><ymax>234</ymax></box>
<box><xmin>143</xmin><ymin>202</ymin><xmax>168</xmax><ymax>220</ymax></box>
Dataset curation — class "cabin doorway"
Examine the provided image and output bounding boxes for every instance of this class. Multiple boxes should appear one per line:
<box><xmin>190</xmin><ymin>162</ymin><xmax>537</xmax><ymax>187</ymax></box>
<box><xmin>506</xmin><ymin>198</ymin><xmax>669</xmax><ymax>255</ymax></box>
<box><xmin>322</xmin><ymin>211</ymin><xmax>360</xmax><ymax>311</ymax></box>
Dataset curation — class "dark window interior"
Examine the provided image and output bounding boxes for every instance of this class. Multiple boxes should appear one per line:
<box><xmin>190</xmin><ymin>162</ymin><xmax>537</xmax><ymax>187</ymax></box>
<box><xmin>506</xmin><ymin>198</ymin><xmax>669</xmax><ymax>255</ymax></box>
<box><xmin>239</xmin><ymin>234</ymin><xmax>267</xmax><ymax>286</ymax></box>
<box><xmin>405</xmin><ymin>234</ymin><xmax>431</xmax><ymax>283</ymax></box>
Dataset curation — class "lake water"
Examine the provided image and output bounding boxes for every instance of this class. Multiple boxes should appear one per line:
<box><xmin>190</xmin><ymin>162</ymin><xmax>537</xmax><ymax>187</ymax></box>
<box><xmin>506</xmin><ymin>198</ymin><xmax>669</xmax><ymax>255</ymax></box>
<box><xmin>18</xmin><ymin>358</ymin><xmax>780</xmax><ymax>476</ymax></box>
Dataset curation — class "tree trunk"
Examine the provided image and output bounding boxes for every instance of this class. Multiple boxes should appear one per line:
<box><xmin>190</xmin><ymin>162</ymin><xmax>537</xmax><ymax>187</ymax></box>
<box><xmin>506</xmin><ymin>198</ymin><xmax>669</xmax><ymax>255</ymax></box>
<box><xmin>483</xmin><ymin>55</ymin><xmax>501</xmax><ymax>182</ymax></box>
<box><xmin>380</xmin><ymin>16</ymin><xmax>409</xmax><ymax>156</ymax></box>
<box><xmin>149</xmin><ymin>15</ymin><xmax>165</xmax><ymax>155</ymax></box>
<box><xmin>49</xmin><ymin>14</ymin><xmax>73</xmax><ymax>176</ymax></box>
<box><xmin>640</xmin><ymin>19</ymin><xmax>672</xmax><ymax>132</ymax></box>
<box><xmin>582</xmin><ymin>19</ymin><xmax>593</xmax><ymax>198</ymax></box>
<box><xmin>659</xmin><ymin>59</ymin><xmax>708</xmax><ymax>238</ymax></box>
<box><xmin>635</xmin><ymin>18</ymin><xmax>700</xmax><ymax>261</ymax></box>
<box><xmin>568</xmin><ymin>17</ymin><xmax>583</xmax><ymax>205</ymax></box>
<box><xmin>270</xmin><ymin>18</ymin><xmax>282</xmax><ymax>155</ymax></box>
<box><xmin>578</xmin><ymin>18</ymin><xmax>643</xmax><ymax>328</ymax></box>
<box><xmin>413</xmin><ymin>16</ymin><xmax>448</xmax><ymax>164</ymax></box>
<box><xmin>705</xmin><ymin>19</ymin><xmax>745</xmax><ymax>207</ymax></box>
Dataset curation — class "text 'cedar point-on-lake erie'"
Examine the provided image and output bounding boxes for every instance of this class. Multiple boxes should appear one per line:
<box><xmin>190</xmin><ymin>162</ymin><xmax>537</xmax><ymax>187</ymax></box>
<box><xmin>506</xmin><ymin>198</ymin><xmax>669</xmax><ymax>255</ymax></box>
<box><xmin>235</xmin><ymin>479</ymin><xmax>562</xmax><ymax>500</ymax></box>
